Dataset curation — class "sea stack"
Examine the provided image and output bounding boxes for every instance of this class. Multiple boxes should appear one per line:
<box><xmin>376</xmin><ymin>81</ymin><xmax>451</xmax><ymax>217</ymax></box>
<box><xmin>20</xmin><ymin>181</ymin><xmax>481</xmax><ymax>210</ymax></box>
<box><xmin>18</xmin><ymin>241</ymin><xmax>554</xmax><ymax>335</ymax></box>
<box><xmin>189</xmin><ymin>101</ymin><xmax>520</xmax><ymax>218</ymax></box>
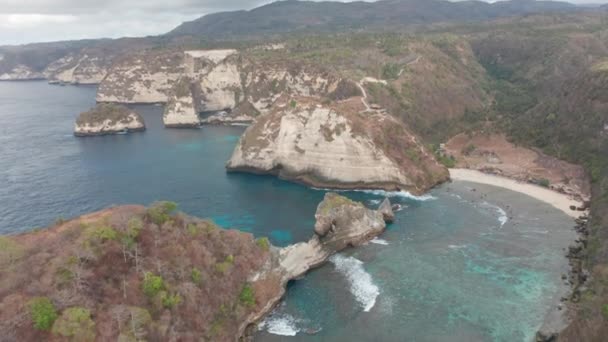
<box><xmin>162</xmin><ymin>77</ymin><xmax>200</xmax><ymax>128</ymax></box>
<box><xmin>226</xmin><ymin>96</ymin><xmax>449</xmax><ymax>194</ymax></box>
<box><xmin>74</xmin><ymin>103</ymin><xmax>145</xmax><ymax>136</ymax></box>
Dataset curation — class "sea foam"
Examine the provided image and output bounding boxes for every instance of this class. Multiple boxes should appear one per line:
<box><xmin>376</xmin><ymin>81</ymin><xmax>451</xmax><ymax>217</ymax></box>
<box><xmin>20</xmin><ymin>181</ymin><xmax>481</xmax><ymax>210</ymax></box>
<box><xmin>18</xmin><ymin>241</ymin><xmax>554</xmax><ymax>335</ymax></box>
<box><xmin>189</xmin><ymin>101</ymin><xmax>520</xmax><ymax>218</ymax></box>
<box><xmin>330</xmin><ymin>254</ymin><xmax>380</xmax><ymax>312</ymax></box>
<box><xmin>312</xmin><ymin>187</ymin><xmax>435</xmax><ymax>201</ymax></box>
<box><xmin>258</xmin><ymin>313</ymin><xmax>300</xmax><ymax>336</ymax></box>
<box><xmin>482</xmin><ymin>201</ymin><xmax>508</xmax><ymax>228</ymax></box>
<box><xmin>370</xmin><ymin>238</ymin><xmax>389</xmax><ymax>245</ymax></box>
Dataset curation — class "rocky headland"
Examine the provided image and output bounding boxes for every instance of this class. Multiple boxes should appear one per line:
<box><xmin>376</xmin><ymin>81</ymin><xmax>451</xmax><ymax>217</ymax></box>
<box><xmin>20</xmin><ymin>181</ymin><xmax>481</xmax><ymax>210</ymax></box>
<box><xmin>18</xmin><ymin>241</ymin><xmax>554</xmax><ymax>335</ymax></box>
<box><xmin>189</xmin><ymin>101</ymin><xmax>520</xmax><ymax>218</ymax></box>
<box><xmin>0</xmin><ymin>194</ymin><xmax>391</xmax><ymax>341</ymax></box>
<box><xmin>226</xmin><ymin>95</ymin><xmax>448</xmax><ymax>194</ymax></box>
<box><xmin>74</xmin><ymin>104</ymin><xmax>145</xmax><ymax>136</ymax></box>
<box><xmin>162</xmin><ymin>77</ymin><xmax>200</xmax><ymax>128</ymax></box>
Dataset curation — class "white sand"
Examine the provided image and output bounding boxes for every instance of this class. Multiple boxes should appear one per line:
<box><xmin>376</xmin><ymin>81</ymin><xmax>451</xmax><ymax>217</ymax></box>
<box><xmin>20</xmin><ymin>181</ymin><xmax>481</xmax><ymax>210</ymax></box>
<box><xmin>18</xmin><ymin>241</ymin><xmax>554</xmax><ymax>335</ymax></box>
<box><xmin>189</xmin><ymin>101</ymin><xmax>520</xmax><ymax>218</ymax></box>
<box><xmin>449</xmin><ymin>168</ymin><xmax>584</xmax><ymax>218</ymax></box>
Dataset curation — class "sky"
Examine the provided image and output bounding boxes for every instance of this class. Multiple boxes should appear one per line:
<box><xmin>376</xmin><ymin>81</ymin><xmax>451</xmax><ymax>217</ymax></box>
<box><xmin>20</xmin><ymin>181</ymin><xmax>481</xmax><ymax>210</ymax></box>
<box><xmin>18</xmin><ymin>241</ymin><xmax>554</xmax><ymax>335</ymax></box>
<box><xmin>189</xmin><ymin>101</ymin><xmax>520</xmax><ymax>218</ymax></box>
<box><xmin>0</xmin><ymin>0</ymin><xmax>605</xmax><ymax>45</ymax></box>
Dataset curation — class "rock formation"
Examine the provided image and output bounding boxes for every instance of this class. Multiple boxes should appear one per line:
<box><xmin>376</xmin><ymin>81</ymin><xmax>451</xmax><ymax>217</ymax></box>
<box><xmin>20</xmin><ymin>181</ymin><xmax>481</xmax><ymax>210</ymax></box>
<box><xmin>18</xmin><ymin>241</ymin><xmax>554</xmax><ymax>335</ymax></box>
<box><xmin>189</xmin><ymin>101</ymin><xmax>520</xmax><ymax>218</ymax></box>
<box><xmin>96</xmin><ymin>50</ymin><xmax>185</xmax><ymax>103</ymax></box>
<box><xmin>226</xmin><ymin>96</ymin><xmax>449</xmax><ymax>194</ymax></box>
<box><xmin>162</xmin><ymin>77</ymin><xmax>200</xmax><ymax>128</ymax></box>
<box><xmin>0</xmin><ymin>65</ymin><xmax>44</xmax><ymax>81</ymax></box>
<box><xmin>0</xmin><ymin>195</ymin><xmax>388</xmax><ymax>341</ymax></box>
<box><xmin>44</xmin><ymin>52</ymin><xmax>113</xmax><ymax>85</ymax></box>
<box><xmin>378</xmin><ymin>198</ymin><xmax>395</xmax><ymax>223</ymax></box>
<box><xmin>97</xmin><ymin>49</ymin><xmax>340</xmax><ymax>118</ymax></box>
<box><xmin>74</xmin><ymin>103</ymin><xmax>145</xmax><ymax>136</ymax></box>
<box><xmin>238</xmin><ymin>192</ymin><xmax>390</xmax><ymax>337</ymax></box>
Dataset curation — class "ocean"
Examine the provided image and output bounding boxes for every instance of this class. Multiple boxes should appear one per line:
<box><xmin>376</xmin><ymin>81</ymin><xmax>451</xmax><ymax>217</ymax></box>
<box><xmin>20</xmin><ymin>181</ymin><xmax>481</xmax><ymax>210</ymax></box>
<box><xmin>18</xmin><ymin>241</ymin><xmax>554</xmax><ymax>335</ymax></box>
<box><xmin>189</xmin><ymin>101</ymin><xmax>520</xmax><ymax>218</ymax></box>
<box><xmin>0</xmin><ymin>81</ymin><xmax>575</xmax><ymax>341</ymax></box>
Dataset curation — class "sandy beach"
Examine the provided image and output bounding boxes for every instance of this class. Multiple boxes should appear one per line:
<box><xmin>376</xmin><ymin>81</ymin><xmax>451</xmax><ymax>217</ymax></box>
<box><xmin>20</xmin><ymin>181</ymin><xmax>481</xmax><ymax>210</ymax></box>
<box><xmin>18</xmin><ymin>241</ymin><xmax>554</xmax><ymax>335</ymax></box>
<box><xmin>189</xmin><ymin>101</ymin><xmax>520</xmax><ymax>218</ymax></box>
<box><xmin>449</xmin><ymin>168</ymin><xmax>585</xmax><ymax>218</ymax></box>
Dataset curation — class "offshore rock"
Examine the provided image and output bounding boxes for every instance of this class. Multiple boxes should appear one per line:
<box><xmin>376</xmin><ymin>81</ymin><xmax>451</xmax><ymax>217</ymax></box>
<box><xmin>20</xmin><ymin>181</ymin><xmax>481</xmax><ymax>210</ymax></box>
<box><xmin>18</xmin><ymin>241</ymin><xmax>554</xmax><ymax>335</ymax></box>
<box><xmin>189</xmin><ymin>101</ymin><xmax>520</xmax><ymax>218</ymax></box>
<box><xmin>74</xmin><ymin>103</ymin><xmax>145</xmax><ymax>136</ymax></box>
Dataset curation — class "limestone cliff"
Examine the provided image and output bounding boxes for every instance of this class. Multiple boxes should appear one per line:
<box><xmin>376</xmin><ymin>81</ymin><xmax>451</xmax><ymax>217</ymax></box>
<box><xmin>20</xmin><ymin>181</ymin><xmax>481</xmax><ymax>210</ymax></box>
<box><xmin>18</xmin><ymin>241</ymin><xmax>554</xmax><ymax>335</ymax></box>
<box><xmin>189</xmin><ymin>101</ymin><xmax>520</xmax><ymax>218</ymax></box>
<box><xmin>0</xmin><ymin>195</ymin><xmax>388</xmax><ymax>341</ymax></box>
<box><xmin>44</xmin><ymin>52</ymin><xmax>113</xmax><ymax>85</ymax></box>
<box><xmin>162</xmin><ymin>77</ymin><xmax>200</xmax><ymax>128</ymax></box>
<box><xmin>96</xmin><ymin>49</ymin><xmax>340</xmax><ymax>117</ymax></box>
<box><xmin>74</xmin><ymin>103</ymin><xmax>145</xmax><ymax>136</ymax></box>
<box><xmin>226</xmin><ymin>96</ymin><xmax>449</xmax><ymax>194</ymax></box>
<box><xmin>96</xmin><ymin>50</ymin><xmax>184</xmax><ymax>103</ymax></box>
<box><xmin>0</xmin><ymin>65</ymin><xmax>44</xmax><ymax>81</ymax></box>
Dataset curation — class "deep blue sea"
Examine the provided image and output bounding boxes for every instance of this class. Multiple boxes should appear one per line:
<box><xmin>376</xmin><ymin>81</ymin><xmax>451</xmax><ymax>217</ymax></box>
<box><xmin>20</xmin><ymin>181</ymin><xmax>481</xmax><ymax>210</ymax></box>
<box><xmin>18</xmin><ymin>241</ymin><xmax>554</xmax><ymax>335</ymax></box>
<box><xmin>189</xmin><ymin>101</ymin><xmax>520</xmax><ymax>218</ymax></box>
<box><xmin>0</xmin><ymin>81</ymin><xmax>576</xmax><ymax>341</ymax></box>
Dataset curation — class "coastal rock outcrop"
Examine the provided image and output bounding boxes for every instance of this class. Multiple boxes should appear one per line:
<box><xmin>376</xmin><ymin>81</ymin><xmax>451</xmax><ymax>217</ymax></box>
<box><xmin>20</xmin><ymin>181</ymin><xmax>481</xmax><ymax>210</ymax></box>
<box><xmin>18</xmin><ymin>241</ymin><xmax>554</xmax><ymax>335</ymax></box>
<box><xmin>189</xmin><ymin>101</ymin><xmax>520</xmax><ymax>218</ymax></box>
<box><xmin>74</xmin><ymin>103</ymin><xmax>145</xmax><ymax>136</ymax></box>
<box><xmin>226</xmin><ymin>96</ymin><xmax>449</xmax><ymax>194</ymax></box>
<box><xmin>238</xmin><ymin>192</ymin><xmax>390</xmax><ymax>337</ymax></box>
<box><xmin>162</xmin><ymin>77</ymin><xmax>200</xmax><ymax>128</ymax></box>
<box><xmin>378</xmin><ymin>198</ymin><xmax>395</xmax><ymax>223</ymax></box>
<box><xmin>97</xmin><ymin>49</ymin><xmax>340</xmax><ymax>114</ymax></box>
<box><xmin>0</xmin><ymin>65</ymin><xmax>44</xmax><ymax>80</ymax></box>
<box><xmin>96</xmin><ymin>50</ymin><xmax>184</xmax><ymax>103</ymax></box>
<box><xmin>0</xmin><ymin>195</ymin><xmax>388</xmax><ymax>341</ymax></box>
<box><xmin>44</xmin><ymin>52</ymin><xmax>112</xmax><ymax>85</ymax></box>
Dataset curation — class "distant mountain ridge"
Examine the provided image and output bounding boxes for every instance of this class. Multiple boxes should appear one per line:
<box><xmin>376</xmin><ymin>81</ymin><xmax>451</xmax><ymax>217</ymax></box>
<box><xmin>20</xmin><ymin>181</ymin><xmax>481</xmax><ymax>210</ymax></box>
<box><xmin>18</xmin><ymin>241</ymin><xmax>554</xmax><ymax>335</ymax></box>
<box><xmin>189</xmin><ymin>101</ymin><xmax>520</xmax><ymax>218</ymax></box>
<box><xmin>167</xmin><ymin>0</ymin><xmax>580</xmax><ymax>38</ymax></box>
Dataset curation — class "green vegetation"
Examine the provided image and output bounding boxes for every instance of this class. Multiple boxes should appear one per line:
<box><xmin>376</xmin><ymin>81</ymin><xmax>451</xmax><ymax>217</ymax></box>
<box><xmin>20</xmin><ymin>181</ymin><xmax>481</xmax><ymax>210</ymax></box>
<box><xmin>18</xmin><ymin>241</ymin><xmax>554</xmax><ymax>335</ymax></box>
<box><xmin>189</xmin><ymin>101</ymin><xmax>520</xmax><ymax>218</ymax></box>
<box><xmin>160</xmin><ymin>292</ymin><xmax>182</xmax><ymax>309</ymax></box>
<box><xmin>405</xmin><ymin>147</ymin><xmax>421</xmax><ymax>162</ymax></box>
<box><xmin>437</xmin><ymin>154</ymin><xmax>456</xmax><ymax>168</ymax></box>
<box><xmin>318</xmin><ymin>194</ymin><xmax>361</xmax><ymax>215</ymax></box>
<box><xmin>142</xmin><ymin>272</ymin><xmax>165</xmax><ymax>298</ymax></box>
<box><xmin>462</xmin><ymin>144</ymin><xmax>476</xmax><ymax>156</ymax></box>
<box><xmin>256</xmin><ymin>237</ymin><xmax>270</xmax><ymax>251</ymax></box>
<box><xmin>538</xmin><ymin>178</ymin><xmax>550</xmax><ymax>188</ymax></box>
<box><xmin>0</xmin><ymin>236</ymin><xmax>23</xmax><ymax>269</ymax></box>
<box><xmin>90</xmin><ymin>225</ymin><xmax>118</xmax><ymax>241</ymax></box>
<box><xmin>290</xmin><ymin>99</ymin><xmax>297</xmax><ymax>108</ymax></box>
<box><xmin>146</xmin><ymin>201</ymin><xmax>177</xmax><ymax>225</ymax></box>
<box><xmin>28</xmin><ymin>297</ymin><xmax>58</xmax><ymax>331</ymax></box>
<box><xmin>191</xmin><ymin>268</ymin><xmax>202</xmax><ymax>286</ymax></box>
<box><xmin>602</xmin><ymin>304</ymin><xmax>608</xmax><ymax>320</ymax></box>
<box><xmin>215</xmin><ymin>255</ymin><xmax>235</xmax><ymax>275</ymax></box>
<box><xmin>381</xmin><ymin>63</ymin><xmax>401</xmax><ymax>80</ymax></box>
<box><xmin>239</xmin><ymin>284</ymin><xmax>256</xmax><ymax>307</ymax></box>
<box><xmin>51</xmin><ymin>307</ymin><xmax>96</xmax><ymax>340</ymax></box>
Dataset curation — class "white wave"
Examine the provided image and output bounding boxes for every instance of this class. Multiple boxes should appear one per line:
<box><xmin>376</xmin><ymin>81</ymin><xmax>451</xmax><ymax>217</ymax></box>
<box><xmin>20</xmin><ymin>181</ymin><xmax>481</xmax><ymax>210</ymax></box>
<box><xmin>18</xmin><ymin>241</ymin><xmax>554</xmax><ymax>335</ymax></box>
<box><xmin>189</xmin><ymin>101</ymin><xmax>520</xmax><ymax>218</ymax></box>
<box><xmin>368</xmin><ymin>199</ymin><xmax>381</xmax><ymax>205</ymax></box>
<box><xmin>355</xmin><ymin>189</ymin><xmax>436</xmax><ymax>201</ymax></box>
<box><xmin>258</xmin><ymin>313</ymin><xmax>300</xmax><ymax>336</ymax></box>
<box><xmin>330</xmin><ymin>254</ymin><xmax>379</xmax><ymax>312</ymax></box>
<box><xmin>312</xmin><ymin>187</ymin><xmax>435</xmax><ymax>201</ymax></box>
<box><xmin>481</xmin><ymin>201</ymin><xmax>508</xmax><ymax>228</ymax></box>
<box><xmin>230</xmin><ymin>123</ymin><xmax>250</xmax><ymax>127</ymax></box>
<box><xmin>449</xmin><ymin>193</ymin><xmax>462</xmax><ymax>199</ymax></box>
<box><xmin>370</xmin><ymin>238</ymin><xmax>389</xmax><ymax>245</ymax></box>
<box><xmin>448</xmin><ymin>244</ymin><xmax>467</xmax><ymax>250</ymax></box>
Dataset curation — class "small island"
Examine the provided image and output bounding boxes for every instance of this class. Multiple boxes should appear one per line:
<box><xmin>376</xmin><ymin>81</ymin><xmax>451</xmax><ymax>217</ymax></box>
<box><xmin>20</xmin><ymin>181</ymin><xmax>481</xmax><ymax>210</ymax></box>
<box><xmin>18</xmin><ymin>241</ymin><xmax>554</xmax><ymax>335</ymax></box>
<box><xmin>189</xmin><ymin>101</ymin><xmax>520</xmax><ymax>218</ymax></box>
<box><xmin>74</xmin><ymin>104</ymin><xmax>146</xmax><ymax>137</ymax></box>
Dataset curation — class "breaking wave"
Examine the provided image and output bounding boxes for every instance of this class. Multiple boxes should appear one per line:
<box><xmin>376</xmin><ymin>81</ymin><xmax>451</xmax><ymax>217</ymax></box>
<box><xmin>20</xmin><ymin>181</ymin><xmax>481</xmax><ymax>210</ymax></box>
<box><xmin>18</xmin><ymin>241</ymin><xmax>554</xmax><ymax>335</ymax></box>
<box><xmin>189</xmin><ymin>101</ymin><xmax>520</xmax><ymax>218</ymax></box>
<box><xmin>312</xmin><ymin>187</ymin><xmax>435</xmax><ymax>201</ymax></box>
<box><xmin>330</xmin><ymin>254</ymin><xmax>380</xmax><ymax>312</ymax></box>
<box><xmin>258</xmin><ymin>313</ymin><xmax>300</xmax><ymax>336</ymax></box>
<box><xmin>481</xmin><ymin>201</ymin><xmax>508</xmax><ymax>228</ymax></box>
<box><xmin>370</xmin><ymin>238</ymin><xmax>389</xmax><ymax>245</ymax></box>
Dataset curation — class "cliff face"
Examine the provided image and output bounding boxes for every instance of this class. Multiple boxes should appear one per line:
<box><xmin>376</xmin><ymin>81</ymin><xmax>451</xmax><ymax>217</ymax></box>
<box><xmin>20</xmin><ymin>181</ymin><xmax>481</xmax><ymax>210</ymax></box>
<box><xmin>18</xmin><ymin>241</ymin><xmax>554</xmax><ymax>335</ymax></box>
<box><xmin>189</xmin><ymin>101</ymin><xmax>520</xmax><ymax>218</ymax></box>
<box><xmin>96</xmin><ymin>50</ymin><xmax>185</xmax><ymax>103</ymax></box>
<box><xmin>226</xmin><ymin>96</ymin><xmax>448</xmax><ymax>194</ymax></box>
<box><xmin>97</xmin><ymin>49</ymin><xmax>341</xmax><ymax>123</ymax></box>
<box><xmin>0</xmin><ymin>64</ymin><xmax>44</xmax><ymax>81</ymax></box>
<box><xmin>44</xmin><ymin>52</ymin><xmax>113</xmax><ymax>85</ymax></box>
<box><xmin>0</xmin><ymin>195</ymin><xmax>388</xmax><ymax>341</ymax></box>
<box><xmin>74</xmin><ymin>103</ymin><xmax>145</xmax><ymax>136</ymax></box>
<box><xmin>162</xmin><ymin>77</ymin><xmax>200</xmax><ymax>128</ymax></box>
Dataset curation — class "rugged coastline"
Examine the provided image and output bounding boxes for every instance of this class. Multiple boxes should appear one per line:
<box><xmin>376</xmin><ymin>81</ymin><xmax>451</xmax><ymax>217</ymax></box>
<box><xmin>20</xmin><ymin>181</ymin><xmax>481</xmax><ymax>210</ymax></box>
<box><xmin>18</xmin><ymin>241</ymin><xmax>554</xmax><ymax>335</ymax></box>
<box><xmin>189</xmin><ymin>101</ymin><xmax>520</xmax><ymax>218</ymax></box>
<box><xmin>226</xmin><ymin>96</ymin><xmax>449</xmax><ymax>194</ymax></box>
<box><xmin>447</xmin><ymin>167</ymin><xmax>591</xmax><ymax>341</ymax></box>
<box><xmin>0</xmin><ymin>194</ymin><xmax>391</xmax><ymax>341</ymax></box>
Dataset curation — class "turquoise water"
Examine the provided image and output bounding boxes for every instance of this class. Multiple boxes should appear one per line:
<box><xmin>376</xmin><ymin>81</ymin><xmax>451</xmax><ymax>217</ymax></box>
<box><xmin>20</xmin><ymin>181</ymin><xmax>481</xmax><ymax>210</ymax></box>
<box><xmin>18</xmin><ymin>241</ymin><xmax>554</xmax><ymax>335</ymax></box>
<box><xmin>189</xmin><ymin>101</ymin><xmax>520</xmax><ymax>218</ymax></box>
<box><xmin>0</xmin><ymin>81</ymin><xmax>575</xmax><ymax>341</ymax></box>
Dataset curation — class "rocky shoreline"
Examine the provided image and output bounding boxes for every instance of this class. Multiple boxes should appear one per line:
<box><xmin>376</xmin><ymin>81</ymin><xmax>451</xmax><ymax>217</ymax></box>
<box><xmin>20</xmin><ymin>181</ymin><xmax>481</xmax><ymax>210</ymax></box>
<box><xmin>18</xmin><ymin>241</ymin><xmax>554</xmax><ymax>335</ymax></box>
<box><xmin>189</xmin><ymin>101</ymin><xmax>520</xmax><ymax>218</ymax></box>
<box><xmin>535</xmin><ymin>213</ymin><xmax>591</xmax><ymax>342</ymax></box>
<box><xmin>238</xmin><ymin>192</ymin><xmax>392</xmax><ymax>339</ymax></box>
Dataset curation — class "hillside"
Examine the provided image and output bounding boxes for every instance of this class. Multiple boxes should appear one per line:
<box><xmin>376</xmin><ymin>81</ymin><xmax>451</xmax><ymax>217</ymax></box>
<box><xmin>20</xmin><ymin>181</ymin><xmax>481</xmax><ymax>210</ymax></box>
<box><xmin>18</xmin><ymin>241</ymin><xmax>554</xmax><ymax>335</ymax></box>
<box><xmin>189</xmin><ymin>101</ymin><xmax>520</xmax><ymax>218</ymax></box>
<box><xmin>168</xmin><ymin>0</ymin><xmax>579</xmax><ymax>39</ymax></box>
<box><xmin>0</xmin><ymin>196</ymin><xmax>392</xmax><ymax>341</ymax></box>
<box><xmin>0</xmin><ymin>0</ymin><xmax>589</xmax><ymax>83</ymax></box>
